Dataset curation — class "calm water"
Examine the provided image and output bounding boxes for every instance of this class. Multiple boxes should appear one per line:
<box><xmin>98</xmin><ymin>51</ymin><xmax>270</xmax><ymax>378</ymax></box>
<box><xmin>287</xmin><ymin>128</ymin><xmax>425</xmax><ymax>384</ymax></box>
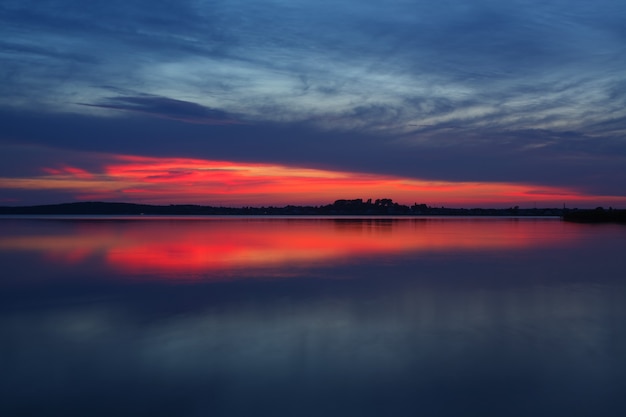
<box><xmin>1</xmin><ymin>216</ymin><xmax>625</xmax><ymax>416</ymax></box>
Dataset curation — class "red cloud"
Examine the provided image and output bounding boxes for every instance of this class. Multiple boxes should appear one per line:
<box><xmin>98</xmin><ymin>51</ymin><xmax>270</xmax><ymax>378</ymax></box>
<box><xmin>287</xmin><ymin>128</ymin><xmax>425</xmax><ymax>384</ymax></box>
<box><xmin>4</xmin><ymin>153</ymin><xmax>622</xmax><ymax>208</ymax></box>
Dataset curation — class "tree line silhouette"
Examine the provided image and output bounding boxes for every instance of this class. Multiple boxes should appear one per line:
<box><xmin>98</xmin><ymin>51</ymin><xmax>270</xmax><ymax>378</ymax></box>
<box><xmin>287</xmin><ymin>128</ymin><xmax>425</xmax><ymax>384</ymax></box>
<box><xmin>0</xmin><ymin>198</ymin><xmax>604</xmax><ymax>218</ymax></box>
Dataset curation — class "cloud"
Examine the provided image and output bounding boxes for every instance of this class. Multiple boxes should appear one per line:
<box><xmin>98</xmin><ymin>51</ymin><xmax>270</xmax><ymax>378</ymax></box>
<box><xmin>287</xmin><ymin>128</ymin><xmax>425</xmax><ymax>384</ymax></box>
<box><xmin>3</xmin><ymin>0</ymin><xmax>625</xmax><ymax>131</ymax></box>
<box><xmin>81</xmin><ymin>95</ymin><xmax>239</xmax><ymax>125</ymax></box>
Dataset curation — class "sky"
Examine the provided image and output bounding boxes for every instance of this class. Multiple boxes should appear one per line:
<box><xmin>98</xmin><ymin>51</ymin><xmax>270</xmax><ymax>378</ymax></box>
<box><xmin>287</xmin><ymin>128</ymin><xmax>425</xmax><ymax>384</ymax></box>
<box><xmin>1</xmin><ymin>0</ymin><xmax>626</xmax><ymax>208</ymax></box>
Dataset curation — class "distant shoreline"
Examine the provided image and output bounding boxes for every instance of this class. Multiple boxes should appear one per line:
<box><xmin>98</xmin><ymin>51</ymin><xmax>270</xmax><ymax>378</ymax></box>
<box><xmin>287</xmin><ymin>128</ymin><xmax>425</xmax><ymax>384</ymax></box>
<box><xmin>1</xmin><ymin>200</ymin><xmax>624</xmax><ymax>222</ymax></box>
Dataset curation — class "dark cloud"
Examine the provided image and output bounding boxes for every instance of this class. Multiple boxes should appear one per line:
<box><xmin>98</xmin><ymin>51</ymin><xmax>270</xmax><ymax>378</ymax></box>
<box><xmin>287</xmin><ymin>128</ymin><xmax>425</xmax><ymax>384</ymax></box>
<box><xmin>81</xmin><ymin>96</ymin><xmax>239</xmax><ymax>125</ymax></box>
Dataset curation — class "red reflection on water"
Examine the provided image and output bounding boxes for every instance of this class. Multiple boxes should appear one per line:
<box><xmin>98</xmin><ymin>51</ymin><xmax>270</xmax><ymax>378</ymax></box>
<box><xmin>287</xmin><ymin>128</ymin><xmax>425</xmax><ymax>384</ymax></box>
<box><xmin>0</xmin><ymin>218</ymin><xmax>573</xmax><ymax>280</ymax></box>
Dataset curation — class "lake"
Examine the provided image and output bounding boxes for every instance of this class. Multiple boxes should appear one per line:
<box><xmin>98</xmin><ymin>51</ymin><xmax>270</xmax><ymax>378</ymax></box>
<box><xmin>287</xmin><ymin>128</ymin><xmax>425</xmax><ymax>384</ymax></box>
<box><xmin>1</xmin><ymin>216</ymin><xmax>625</xmax><ymax>416</ymax></box>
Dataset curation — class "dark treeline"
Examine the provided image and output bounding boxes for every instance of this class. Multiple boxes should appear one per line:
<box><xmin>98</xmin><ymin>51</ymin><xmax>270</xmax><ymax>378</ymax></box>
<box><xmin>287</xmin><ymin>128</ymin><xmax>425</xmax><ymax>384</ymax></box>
<box><xmin>0</xmin><ymin>198</ymin><xmax>576</xmax><ymax>217</ymax></box>
<box><xmin>561</xmin><ymin>206</ymin><xmax>626</xmax><ymax>223</ymax></box>
<box><xmin>1</xmin><ymin>198</ymin><xmax>624</xmax><ymax>221</ymax></box>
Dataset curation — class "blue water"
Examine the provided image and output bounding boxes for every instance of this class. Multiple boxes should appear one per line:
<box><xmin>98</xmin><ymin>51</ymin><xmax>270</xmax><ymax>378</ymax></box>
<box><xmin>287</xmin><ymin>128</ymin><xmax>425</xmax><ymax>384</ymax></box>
<box><xmin>1</xmin><ymin>217</ymin><xmax>625</xmax><ymax>416</ymax></box>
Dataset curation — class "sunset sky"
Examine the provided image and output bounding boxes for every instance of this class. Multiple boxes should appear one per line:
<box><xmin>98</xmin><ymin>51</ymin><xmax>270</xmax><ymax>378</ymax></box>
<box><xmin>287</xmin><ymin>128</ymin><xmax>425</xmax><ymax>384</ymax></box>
<box><xmin>2</xmin><ymin>0</ymin><xmax>626</xmax><ymax>208</ymax></box>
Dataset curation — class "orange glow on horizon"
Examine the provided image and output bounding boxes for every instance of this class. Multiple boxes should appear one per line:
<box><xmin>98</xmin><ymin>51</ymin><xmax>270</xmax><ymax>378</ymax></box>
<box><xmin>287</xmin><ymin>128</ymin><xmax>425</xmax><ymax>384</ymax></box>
<box><xmin>0</xmin><ymin>153</ymin><xmax>624</xmax><ymax>207</ymax></box>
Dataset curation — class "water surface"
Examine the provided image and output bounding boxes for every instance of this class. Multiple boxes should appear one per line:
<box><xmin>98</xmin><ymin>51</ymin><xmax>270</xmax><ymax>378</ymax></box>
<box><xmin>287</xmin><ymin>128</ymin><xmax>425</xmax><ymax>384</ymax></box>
<box><xmin>1</xmin><ymin>217</ymin><xmax>625</xmax><ymax>416</ymax></box>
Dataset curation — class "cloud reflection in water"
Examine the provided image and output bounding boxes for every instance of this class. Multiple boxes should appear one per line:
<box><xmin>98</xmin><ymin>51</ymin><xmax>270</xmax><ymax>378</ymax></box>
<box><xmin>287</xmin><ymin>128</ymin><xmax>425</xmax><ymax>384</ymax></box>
<box><xmin>1</xmin><ymin>217</ymin><xmax>625</xmax><ymax>416</ymax></box>
<box><xmin>0</xmin><ymin>217</ymin><xmax>575</xmax><ymax>281</ymax></box>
